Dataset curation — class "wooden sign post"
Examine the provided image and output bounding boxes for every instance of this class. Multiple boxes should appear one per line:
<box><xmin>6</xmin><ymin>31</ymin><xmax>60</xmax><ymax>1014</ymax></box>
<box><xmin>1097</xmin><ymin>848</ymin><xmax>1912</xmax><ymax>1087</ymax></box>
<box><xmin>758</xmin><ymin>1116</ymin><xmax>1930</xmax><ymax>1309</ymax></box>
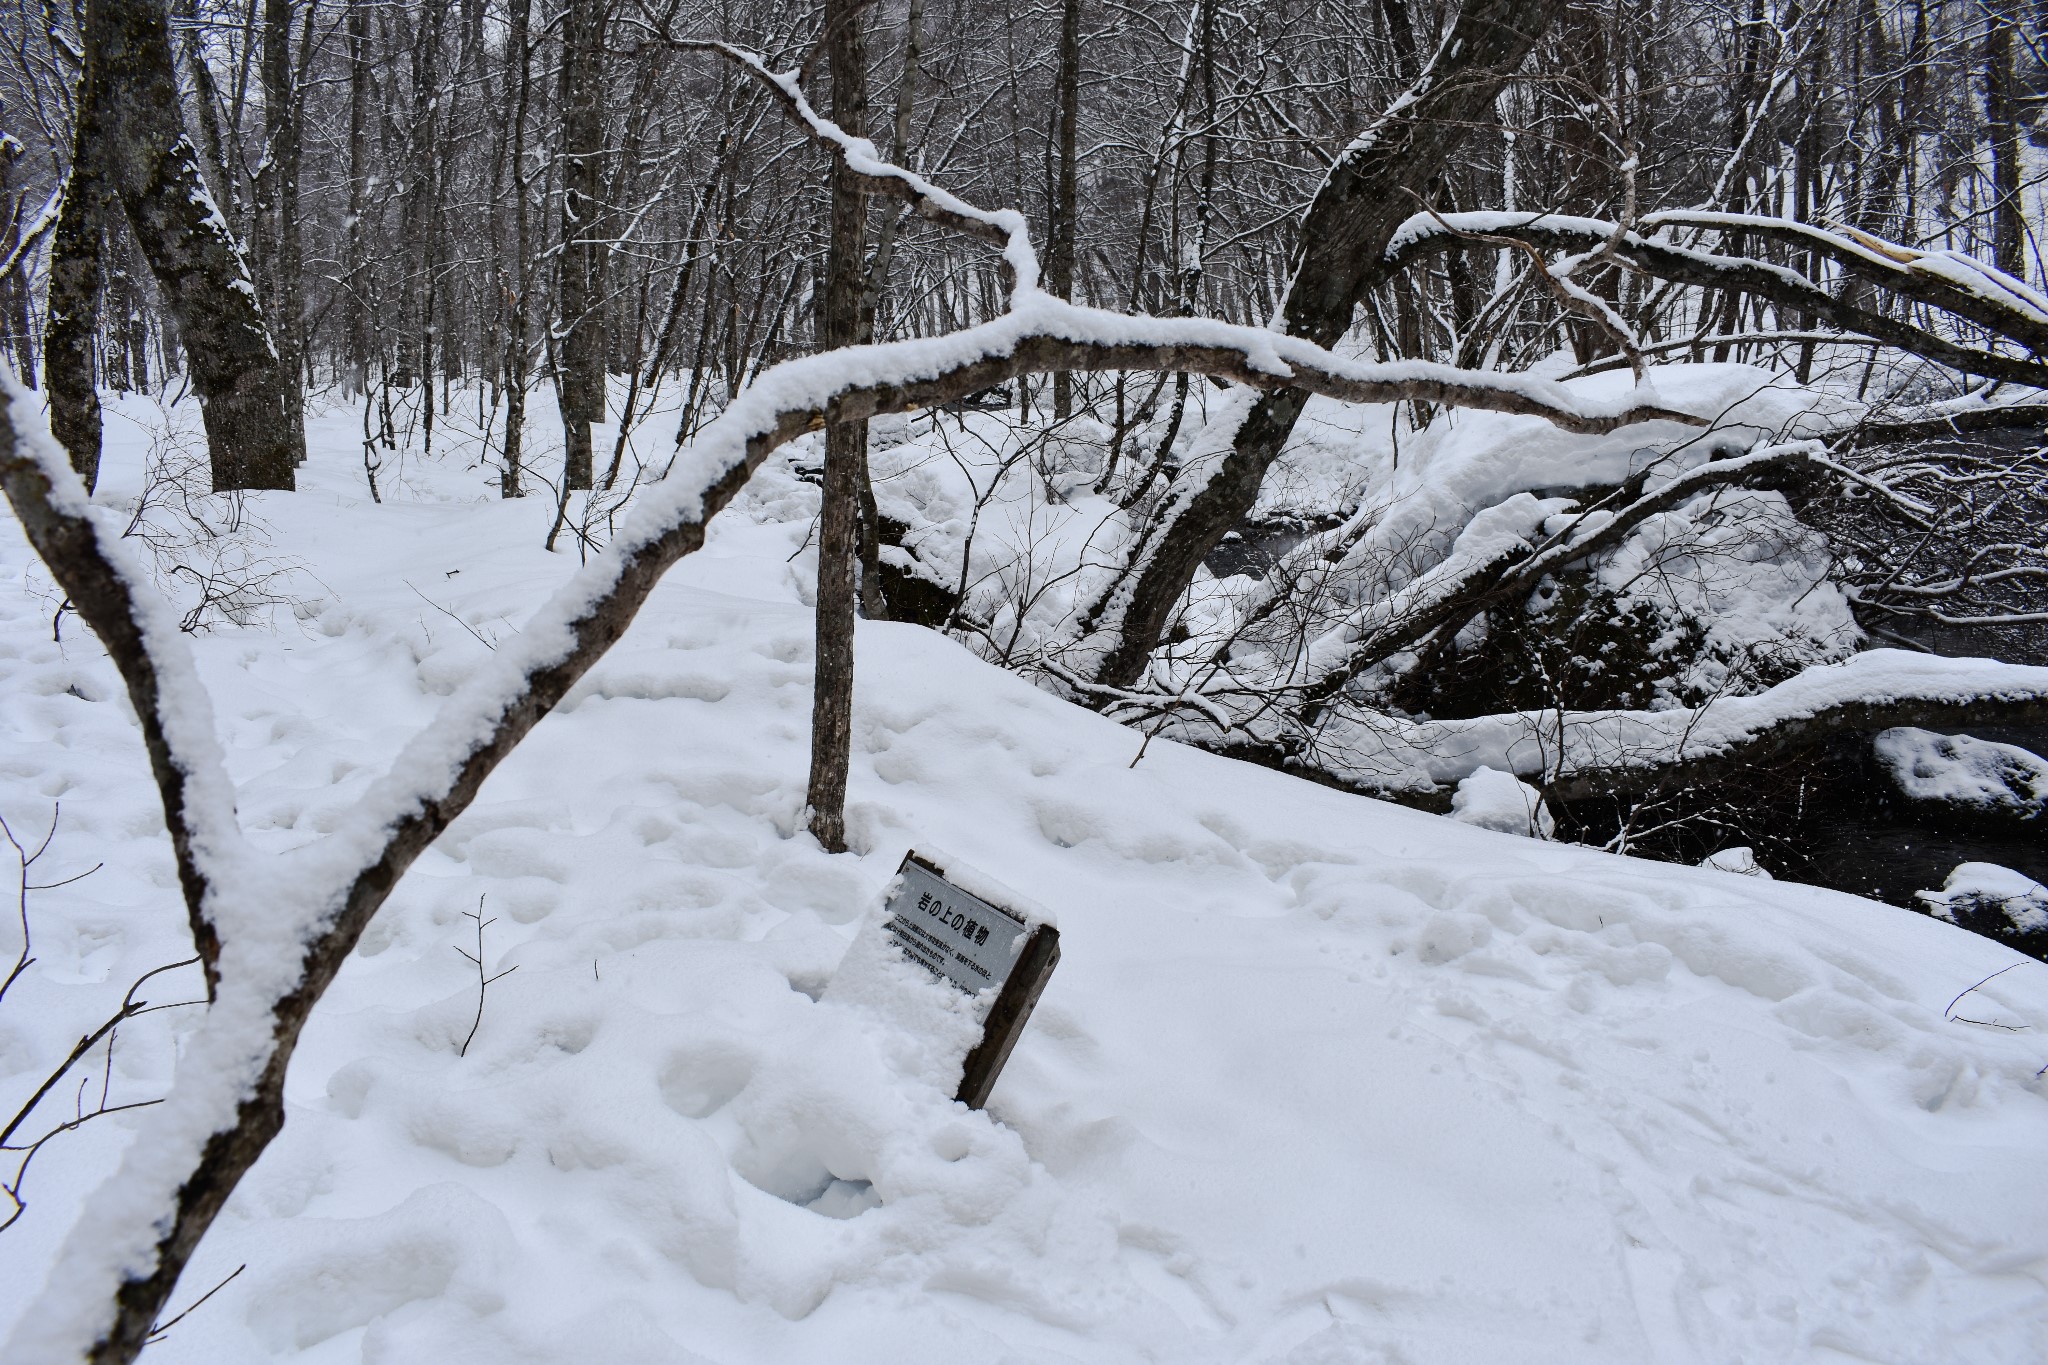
<box><xmin>873</xmin><ymin>850</ymin><xmax>1060</xmax><ymax>1109</ymax></box>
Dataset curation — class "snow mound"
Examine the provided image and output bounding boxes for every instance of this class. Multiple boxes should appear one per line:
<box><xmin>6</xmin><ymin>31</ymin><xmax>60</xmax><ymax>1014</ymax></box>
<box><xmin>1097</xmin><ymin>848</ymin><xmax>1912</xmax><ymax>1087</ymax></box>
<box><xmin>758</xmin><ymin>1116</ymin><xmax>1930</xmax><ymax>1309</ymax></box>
<box><xmin>1700</xmin><ymin>846</ymin><xmax>1773</xmax><ymax>879</ymax></box>
<box><xmin>4</xmin><ymin>394</ymin><xmax>2048</xmax><ymax>1364</ymax></box>
<box><xmin>1875</xmin><ymin>727</ymin><xmax>2048</xmax><ymax>817</ymax></box>
<box><xmin>1448</xmin><ymin>766</ymin><xmax>1554</xmax><ymax>838</ymax></box>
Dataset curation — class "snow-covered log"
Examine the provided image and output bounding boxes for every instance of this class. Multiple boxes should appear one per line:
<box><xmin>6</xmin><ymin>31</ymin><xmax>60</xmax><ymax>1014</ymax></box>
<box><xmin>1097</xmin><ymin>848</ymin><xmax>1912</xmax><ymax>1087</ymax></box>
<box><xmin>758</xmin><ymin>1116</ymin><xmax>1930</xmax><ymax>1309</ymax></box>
<box><xmin>1298</xmin><ymin>651</ymin><xmax>2048</xmax><ymax>803</ymax></box>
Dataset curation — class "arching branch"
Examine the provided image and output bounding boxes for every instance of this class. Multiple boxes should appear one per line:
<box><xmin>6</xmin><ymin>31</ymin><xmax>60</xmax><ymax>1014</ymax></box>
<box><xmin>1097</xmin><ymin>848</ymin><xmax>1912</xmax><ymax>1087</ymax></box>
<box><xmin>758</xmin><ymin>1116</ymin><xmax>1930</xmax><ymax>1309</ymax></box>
<box><xmin>1386</xmin><ymin>212</ymin><xmax>2048</xmax><ymax>390</ymax></box>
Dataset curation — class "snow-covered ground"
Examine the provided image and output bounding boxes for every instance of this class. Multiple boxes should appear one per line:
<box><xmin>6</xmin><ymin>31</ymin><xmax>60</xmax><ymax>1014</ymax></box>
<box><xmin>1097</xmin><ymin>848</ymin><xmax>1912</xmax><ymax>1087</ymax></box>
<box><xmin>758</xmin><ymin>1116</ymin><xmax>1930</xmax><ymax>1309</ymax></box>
<box><xmin>4</xmin><ymin>393</ymin><xmax>2047</xmax><ymax>1363</ymax></box>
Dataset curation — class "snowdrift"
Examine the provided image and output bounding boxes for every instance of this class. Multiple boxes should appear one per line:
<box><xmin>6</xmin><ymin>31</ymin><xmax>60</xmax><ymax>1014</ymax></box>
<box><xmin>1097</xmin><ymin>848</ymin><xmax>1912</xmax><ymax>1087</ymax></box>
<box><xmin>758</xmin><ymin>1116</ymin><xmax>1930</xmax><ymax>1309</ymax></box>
<box><xmin>2</xmin><ymin>398</ymin><xmax>2045</xmax><ymax>1363</ymax></box>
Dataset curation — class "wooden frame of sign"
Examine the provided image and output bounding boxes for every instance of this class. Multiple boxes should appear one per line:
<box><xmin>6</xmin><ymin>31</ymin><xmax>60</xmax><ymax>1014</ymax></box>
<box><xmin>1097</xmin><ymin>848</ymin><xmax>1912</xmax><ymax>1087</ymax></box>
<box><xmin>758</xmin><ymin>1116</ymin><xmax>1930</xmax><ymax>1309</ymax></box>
<box><xmin>879</xmin><ymin>850</ymin><xmax>1061</xmax><ymax>1110</ymax></box>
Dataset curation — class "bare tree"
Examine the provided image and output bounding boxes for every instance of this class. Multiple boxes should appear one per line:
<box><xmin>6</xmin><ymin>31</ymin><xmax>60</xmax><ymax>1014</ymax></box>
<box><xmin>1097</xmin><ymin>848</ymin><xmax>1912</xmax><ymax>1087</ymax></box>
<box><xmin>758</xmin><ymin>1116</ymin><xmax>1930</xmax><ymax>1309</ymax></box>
<box><xmin>806</xmin><ymin>0</ymin><xmax>874</xmax><ymax>853</ymax></box>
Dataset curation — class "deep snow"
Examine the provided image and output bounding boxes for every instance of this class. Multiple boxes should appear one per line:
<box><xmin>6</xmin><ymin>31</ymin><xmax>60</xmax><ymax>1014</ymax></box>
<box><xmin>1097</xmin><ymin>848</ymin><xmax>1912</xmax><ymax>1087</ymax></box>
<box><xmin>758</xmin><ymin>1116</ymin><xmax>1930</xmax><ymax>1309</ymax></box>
<box><xmin>3</xmin><ymin>392</ymin><xmax>2047</xmax><ymax>1364</ymax></box>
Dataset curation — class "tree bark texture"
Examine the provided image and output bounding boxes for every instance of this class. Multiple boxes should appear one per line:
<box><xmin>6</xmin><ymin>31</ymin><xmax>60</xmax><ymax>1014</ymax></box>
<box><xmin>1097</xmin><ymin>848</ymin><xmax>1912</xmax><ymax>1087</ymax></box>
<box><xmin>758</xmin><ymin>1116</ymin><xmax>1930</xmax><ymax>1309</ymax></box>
<box><xmin>557</xmin><ymin>0</ymin><xmax>608</xmax><ymax>490</ymax></box>
<box><xmin>807</xmin><ymin>0</ymin><xmax>871</xmax><ymax>854</ymax></box>
<box><xmin>53</xmin><ymin>0</ymin><xmax>303</xmax><ymax>491</ymax></box>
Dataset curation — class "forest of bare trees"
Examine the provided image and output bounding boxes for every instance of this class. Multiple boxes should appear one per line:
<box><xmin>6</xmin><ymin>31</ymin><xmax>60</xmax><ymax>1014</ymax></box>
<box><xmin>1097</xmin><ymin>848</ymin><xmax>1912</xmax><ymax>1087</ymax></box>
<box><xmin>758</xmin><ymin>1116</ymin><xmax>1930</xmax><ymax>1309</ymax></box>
<box><xmin>0</xmin><ymin>0</ymin><xmax>2040</xmax><ymax>406</ymax></box>
<box><xmin>6</xmin><ymin>4</ymin><xmax>2048</xmax><ymax>1354</ymax></box>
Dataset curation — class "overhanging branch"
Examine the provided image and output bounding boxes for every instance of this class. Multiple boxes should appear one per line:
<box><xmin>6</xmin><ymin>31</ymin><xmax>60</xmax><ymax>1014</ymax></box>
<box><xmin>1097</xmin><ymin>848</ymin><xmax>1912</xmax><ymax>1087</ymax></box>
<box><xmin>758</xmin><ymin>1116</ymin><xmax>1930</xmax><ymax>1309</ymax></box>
<box><xmin>1386</xmin><ymin>212</ymin><xmax>2048</xmax><ymax>390</ymax></box>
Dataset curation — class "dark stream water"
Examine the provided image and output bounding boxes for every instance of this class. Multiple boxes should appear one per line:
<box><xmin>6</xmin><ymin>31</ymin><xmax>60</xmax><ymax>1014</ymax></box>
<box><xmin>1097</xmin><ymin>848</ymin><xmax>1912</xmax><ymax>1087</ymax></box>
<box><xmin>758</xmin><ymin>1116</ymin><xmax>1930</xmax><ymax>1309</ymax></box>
<box><xmin>1797</xmin><ymin>722</ymin><xmax>2047</xmax><ymax>929</ymax></box>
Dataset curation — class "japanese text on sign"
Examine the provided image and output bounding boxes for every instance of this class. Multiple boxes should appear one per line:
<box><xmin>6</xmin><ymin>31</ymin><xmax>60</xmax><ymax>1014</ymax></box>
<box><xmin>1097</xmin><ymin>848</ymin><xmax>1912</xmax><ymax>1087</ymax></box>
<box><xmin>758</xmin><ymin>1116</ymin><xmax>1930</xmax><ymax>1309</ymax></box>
<box><xmin>881</xmin><ymin>858</ymin><xmax>1029</xmax><ymax>997</ymax></box>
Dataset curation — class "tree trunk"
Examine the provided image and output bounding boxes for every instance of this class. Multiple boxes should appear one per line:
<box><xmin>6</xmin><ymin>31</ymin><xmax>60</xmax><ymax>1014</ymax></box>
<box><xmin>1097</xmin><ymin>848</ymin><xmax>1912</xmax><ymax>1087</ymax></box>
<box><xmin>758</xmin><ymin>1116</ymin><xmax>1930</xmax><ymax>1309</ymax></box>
<box><xmin>394</xmin><ymin>0</ymin><xmax>445</xmax><ymax>390</ymax></box>
<box><xmin>1047</xmin><ymin>0</ymin><xmax>1081</xmax><ymax>419</ymax></box>
<box><xmin>556</xmin><ymin>0</ymin><xmax>607</xmax><ymax>490</ymax></box>
<box><xmin>806</xmin><ymin>0</ymin><xmax>871</xmax><ymax>854</ymax></box>
<box><xmin>1082</xmin><ymin>0</ymin><xmax>1562</xmax><ymax>687</ymax></box>
<box><xmin>0</xmin><ymin>140</ymin><xmax>43</xmax><ymax>381</ymax></box>
<box><xmin>853</xmin><ymin>0</ymin><xmax>928</xmax><ymax>621</ymax></box>
<box><xmin>52</xmin><ymin>0</ymin><xmax>301</xmax><ymax>492</ymax></box>
<box><xmin>1983</xmin><ymin>0</ymin><xmax>2024</xmax><ymax>279</ymax></box>
<box><xmin>499</xmin><ymin>0</ymin><xmax>532</xmax><ymax>497</ymax></box>
<box><xmin>255</xmin><ymin>0</ymin><xmax>306</xmax><ymax>450</ymax></box>
<box><xmin>343</xmin><ymin>0</ymin><xmax>370</xmax><ymax>391</ymax></box>
<box><xmin>43</xmin><ymin>132</ymin><xmax>110</xmax><ymax>490</ymax></box>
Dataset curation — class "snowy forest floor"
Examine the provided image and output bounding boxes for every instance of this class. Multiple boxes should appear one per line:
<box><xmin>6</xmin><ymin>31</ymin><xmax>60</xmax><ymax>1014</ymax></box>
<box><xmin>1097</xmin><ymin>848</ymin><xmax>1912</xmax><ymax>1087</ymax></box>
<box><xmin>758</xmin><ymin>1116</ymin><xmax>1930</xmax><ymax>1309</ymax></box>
<box><xmin>3</xmin><ymin>391</ymin><xmax>2048</xmax><ymax>1363</ymax></box>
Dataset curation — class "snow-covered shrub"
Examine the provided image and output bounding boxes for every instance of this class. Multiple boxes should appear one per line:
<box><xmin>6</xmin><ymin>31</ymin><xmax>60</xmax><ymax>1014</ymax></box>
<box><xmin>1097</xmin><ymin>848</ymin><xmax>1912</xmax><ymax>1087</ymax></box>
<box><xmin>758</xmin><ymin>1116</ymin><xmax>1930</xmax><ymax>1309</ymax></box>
<box><xmin>108</xmin><ymin>403</ymin><xmax>305</xmax><ymax>633</ymax></box>
<box><xmin>1390</xmin><ymin>481</ymin><xmax>1859</xmax><ymax>719</ymax></box>
<box><xmin>1700</xmin><ymin>847</ymin><xmax>1773</xmax><ymax>878</ymax></box>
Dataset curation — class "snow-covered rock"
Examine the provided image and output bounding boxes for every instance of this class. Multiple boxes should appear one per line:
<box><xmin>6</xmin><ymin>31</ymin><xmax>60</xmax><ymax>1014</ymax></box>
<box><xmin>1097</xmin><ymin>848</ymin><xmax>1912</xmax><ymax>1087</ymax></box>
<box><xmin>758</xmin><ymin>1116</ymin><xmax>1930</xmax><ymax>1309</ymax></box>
<box><xmin>1919</xmin><ymin>861</ymin><xmax>2048</xmax><ymax>936</ymax></box>
<box><xmin>1875</xmin><ymin>727</ymin><xmax>2048</xmax><ymax>819</ymax></box>
<box><xmin>1448</xmin><ymin>765</ymin><xmax>1555</xmax><ymax>838</ymax></box>
<box><xmin>1700</xmin><ymin>846</ymin><xmax>1773</xmax><ymax>878</ymax></box>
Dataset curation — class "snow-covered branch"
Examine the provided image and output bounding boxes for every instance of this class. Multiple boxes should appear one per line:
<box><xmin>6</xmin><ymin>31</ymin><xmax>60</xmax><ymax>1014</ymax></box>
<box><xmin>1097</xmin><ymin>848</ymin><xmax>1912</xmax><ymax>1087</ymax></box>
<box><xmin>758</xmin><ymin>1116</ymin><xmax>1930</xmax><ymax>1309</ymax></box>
<box><xmin>0</xmin><ymin>187</ymin><xmax>61</xmax><ymax>285</ymax></box>
<box><xmin>1647</xmin><ymin>211</ymin><xmax>2048</xmax><ymax>355</ymax></box>
<box><xmin>643</xmin><ymin>32</ymin><xmax>1038</xmax><ymax>295</ymax></box>
<box><xmin>0</xmin><ymin>376</ymin><xmax>245</xmax><ymax>991</ymax></box>
<box><xmin>1385</xmin><ymin>211</ymin><xmax>2048</xmax><ymax>389</ymax></box>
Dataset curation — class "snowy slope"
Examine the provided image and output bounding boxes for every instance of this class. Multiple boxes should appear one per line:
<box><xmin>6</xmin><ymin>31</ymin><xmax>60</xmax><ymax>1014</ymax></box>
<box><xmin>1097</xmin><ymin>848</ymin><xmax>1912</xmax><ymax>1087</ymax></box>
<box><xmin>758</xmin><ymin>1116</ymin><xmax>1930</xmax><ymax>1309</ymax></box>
<box><xmin>3</xmin><ymin>395</ymin><xmax>2047</xmax><ymax>1364</ymax></box>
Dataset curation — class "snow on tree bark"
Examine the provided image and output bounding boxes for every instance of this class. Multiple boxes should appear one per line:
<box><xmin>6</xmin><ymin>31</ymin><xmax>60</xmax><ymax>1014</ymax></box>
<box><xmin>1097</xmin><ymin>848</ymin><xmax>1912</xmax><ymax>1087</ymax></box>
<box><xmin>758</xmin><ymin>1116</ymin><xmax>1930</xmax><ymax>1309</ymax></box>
<box><xmin>55</xmin><ymin>0</ymin><xmax>303</xmax><ymax>493</ymax></box>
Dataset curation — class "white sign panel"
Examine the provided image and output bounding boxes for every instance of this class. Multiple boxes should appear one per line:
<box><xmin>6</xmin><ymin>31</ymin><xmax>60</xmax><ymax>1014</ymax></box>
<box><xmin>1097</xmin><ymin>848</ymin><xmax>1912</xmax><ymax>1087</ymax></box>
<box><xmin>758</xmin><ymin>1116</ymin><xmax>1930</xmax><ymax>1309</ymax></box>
<box><xmin>882</xmin><ymin>856</ymin><xmax>1030</xmax><ymax>997</ymax></box>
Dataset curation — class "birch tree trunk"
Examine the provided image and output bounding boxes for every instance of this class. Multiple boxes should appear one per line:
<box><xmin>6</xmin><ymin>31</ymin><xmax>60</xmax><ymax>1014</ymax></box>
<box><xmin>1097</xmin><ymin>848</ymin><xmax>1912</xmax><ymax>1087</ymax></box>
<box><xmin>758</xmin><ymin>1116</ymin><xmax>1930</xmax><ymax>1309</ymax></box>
<box><xmin>48</xmin><ymin>0</ymin><xmax>303</xmax><ymax>492</ymax></box>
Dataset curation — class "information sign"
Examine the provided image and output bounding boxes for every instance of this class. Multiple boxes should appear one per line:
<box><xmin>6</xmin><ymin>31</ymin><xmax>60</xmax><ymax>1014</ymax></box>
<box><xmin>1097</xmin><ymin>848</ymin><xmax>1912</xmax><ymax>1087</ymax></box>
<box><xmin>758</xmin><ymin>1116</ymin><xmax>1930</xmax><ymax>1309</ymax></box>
<box><xmin>875</xmin><ymin>851</ymin><xmax>1060</xmax><ymax>1109</ymax></box>
<box><xmin>882</xmin><ymin>856</ymin><xmax>1031</xmax><ymax>996</ymax></box>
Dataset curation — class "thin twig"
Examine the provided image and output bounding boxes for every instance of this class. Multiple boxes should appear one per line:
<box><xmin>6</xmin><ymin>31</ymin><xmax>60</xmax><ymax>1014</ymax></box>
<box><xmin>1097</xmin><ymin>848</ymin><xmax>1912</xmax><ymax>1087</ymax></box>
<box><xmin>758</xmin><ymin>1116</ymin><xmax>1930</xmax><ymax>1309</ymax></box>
<box><xmin>455</xmin><ymin>896</ymin><xmax>517</xmax><ymax>1057</ymax></box>
<box><xmin>0</xmin><ymin>957</ymin><xmax>203</xmax><ymax>1149</ymax></box>
<box><xmin>403</xmin><ymin>581</ymin><xmax>497</xmax><ymax>652</ymax></box>
<box><xmin>145</xmin><ymin>1263</ymin><xmax>245</xmax><ymax>1343</ymax></box>
<box><xmin>1945</xmin><ymin>962</ymin><xmax>2027</xmax><ymax>1019</ymax></box>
